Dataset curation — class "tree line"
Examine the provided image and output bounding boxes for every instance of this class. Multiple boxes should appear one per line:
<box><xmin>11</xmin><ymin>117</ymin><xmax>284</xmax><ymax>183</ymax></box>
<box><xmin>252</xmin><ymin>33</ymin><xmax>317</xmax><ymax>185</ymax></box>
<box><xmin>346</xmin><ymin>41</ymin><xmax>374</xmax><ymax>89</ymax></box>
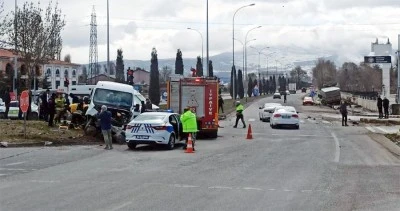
<box><xmin>312</xmin><ymin>58</ymin><xmax>397</xmax><ymax>94</ymax></box>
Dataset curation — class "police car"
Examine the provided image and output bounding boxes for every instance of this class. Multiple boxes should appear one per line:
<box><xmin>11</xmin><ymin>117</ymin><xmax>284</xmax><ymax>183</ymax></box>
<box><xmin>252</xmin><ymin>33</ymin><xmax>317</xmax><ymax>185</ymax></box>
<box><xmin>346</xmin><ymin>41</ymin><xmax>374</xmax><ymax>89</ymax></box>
<box><xmin>125</xmin><ymin>112</ymin><xmax>183</xmax><ymax>150</ymax></box>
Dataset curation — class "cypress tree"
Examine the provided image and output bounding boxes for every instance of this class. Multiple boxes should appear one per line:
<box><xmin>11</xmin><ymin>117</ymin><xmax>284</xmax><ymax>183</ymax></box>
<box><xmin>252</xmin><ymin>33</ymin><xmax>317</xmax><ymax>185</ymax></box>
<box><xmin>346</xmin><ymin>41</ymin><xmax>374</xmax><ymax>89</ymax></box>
<box><xmin>149</xmin><ymin>48</ymin><xmax>160</xmax><ymax>105</ymax></box>
<box><xmin>238</xmin><ymin>69</ymin><xmax>244</xmax><ymax>99</ymax></box>
<box><xmin>196</xmin><ymin>56</ymin><xmax>203</xmax><ymax>77</ymax></box>
<box><xmin>175</xmin><ymin>49</ymin><xmax>184</xmax><ymax>75</ymax></box>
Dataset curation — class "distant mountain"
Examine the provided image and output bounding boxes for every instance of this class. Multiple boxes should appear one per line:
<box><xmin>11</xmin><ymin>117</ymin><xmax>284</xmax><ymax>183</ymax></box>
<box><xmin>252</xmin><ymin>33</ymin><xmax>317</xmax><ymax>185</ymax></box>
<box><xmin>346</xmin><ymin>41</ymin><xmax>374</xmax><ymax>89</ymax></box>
<box><xmin>83</xmin><ymin>45</ymin><xmax>340</xmax><ymax>84</ymax></box>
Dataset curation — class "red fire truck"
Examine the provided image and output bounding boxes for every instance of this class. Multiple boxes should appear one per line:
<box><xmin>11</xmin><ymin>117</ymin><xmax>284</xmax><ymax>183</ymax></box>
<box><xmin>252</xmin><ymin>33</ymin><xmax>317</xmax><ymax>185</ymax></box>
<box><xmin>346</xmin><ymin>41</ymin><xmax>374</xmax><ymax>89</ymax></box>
<box><xmin>167</xmin><ymin>75</ymin><xmax>219</xmax><ymax>138</ymax></box>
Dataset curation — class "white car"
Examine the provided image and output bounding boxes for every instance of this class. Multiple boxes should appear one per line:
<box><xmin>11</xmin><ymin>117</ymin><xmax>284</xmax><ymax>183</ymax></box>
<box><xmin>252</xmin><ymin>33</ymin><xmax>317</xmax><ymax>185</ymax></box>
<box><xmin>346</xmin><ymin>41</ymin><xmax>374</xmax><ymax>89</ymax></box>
<box><xmin>259</xmin><ymin>103</ymin><xmax>282</xmax><ymax>122</ymax></box>
<box><xmin>125</xmin><ymin>112</ymin><xmax>184</xmax><ymax>150</ymax></box>
<box><xmin>6</xmin><ymin>101</ymin><xmax>39</xmax><ymax>119</ymax></box>
<box><xmin>286</xmin><ymin>90</ymin><xmax>290</xmax><ymax>95</ymax></box>
<box><xmin>273</xmin><ymin>92</ymin><xmax>281</xmax><ymax>99</ymax></box>
<box><xmin>0</xmin><ymin>99</ymin><xmax>5</xmax><ymax>118</ymax></box>
<box><xmin>270</xmin><ymin>106</ymin><xmax>300</xmax><ymax>129</ymax></box>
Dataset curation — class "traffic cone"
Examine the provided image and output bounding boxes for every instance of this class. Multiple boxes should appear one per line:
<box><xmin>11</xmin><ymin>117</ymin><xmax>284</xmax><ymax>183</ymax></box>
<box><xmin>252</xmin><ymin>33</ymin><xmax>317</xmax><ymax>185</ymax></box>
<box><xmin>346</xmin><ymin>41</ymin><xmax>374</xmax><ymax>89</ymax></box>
<box><xmin>185</xmin><ymin>133</ymin><xmax>195</xmax><ymax>153</ymax></box>
<box><xmin>246</xmin><ymin>124</ymin><xmax>253</xmax><ymax>140</ymax></box>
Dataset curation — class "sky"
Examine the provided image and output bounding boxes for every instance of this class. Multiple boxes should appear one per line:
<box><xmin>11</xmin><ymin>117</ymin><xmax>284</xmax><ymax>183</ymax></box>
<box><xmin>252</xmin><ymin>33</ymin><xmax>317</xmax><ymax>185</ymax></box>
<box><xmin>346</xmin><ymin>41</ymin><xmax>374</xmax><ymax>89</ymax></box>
<box><xmin>3</xmin><ymin>0</ymin><xmax>400</xmax><ymax>65</ymax></box>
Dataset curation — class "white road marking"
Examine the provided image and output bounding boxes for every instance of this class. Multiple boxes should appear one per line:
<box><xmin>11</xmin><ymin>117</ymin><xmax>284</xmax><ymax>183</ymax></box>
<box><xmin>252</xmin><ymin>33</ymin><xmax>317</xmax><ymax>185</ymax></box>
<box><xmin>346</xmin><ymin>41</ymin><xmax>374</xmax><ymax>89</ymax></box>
<box><xmin>208</xmin><ymin>186</ymin><xmax>233</xmax><ymax>190</ymax></box>
<box><xmin>301</xmin><ymin>190</ymin><xmax>312</xmax><ymax>192</ymax></box>
<box><xmin>268</xmin><ymin>188</ymin><xmax>276</xmax><ymax>191</ymax></box>
<box><xmin>110</xmin><ymin>202</ymin><xmax>133</xmax><ymax>211</ymax></box>
<box><xmin>331</xmin><ymin>132</ymin><xmax>341</xmax><ymax>163</ymax></box>
<box><xmin>322</xmin><ymin>120</ymin><xmax>330</xmax><ymax>124</ymax></box>
<box><xmin>248</xmin><ymin>118</ymin><xmax>255</xmax><ymax>122</ymax></box>
<box><xmin>5</xmin><ymin>161</ymin><xmax>26</xmax><ymax>166</ymax></box>
<box><xmin>0</xmin><ymin>174</ymin><xmax>7</xmax><ymax>177</ymax></box>
<box><xmin>283</xmin><ymin>189</ymin><xmax>294</xmax><ymax>192</ymax></box>
<box><xmin>242</xmin><ymin>187</ymin><xmax>263</xmax><ymax>191</ymax></box>
<box><xmin>366</xmin><ymin>126</ymin><xmax>377</xmax><ymax>133</ymax></box>
<box><xmin>376</xmin><ymin>127</ymin><xmax>389</xmax><ymax>134</ymax></box>
<box><xmin>30</xmin><ymin>180</ymin><xmax>60</xmax><ymax>183</ymax></box>
<box><xmin>300</xmin><ymin>120</ymin><xmax>305</xmax><ymax>123</ymax></box>
<box><xmin>0</xmin><ymin>168</ymin><xmax>29</xmax><ymax>171</ymax></box>
<box><xmin>173</xmin><ymin>184</ymin><xmax>199</xmax><ymax>188</ymax></box>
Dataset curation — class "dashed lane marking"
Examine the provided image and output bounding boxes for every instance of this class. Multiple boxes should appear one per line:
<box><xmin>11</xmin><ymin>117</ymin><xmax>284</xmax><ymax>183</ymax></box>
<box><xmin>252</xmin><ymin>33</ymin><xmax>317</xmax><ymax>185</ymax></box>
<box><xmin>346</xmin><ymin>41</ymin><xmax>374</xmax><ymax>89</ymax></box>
<box><xmin>5</xmin><ymin>161</ymin><xmax>26</xmax><ymax>166</ymax></box>
<box><xmin>331</xmin><ymin>132</ymin><xmax>341</xmax><ymax>163</ymax></box>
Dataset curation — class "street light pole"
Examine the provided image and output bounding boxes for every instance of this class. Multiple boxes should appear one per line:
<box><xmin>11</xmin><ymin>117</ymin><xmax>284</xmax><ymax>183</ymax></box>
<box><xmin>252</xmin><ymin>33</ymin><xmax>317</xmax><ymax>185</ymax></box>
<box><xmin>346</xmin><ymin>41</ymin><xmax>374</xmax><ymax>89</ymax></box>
<box><xmin>232</xmin><ymin>3</ymin><xmax>255</xmax><ymax>100</ymax></box>
<box><xmin>13</xmin><ymin>0</ymin><xmax>17</xmax><ymax>94</ymax></box>
<box><xmin>107</xmin><ymin>0</ymin><xmax>110</xmax><ymax>77</ymax></box>
<box><xmin>187</xmin><ymin>28</ymin><xmax>204</xmax><ymax>71</ymax></box>
<box><xmin>206</xmin><ymin>0</ymin><xmax>209</xmax><ymax>77</ymax></box>
<box><xmin>244</xmin><ymin>26</ymin><xmax>261</xmax><ymax>81</ymax></box>
<box><xmin>250</xmin><ymin>46</ymin><xmax>269</xmax><ymax>79</ymax></box>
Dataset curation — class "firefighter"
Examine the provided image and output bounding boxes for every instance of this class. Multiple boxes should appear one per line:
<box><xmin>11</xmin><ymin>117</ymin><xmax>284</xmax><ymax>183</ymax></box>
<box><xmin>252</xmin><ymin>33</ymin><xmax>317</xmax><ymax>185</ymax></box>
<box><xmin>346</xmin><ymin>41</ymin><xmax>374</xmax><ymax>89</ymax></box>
<box><xmin>180</xmin><ymin>107</ymin><xmax>197</xmax><ymax>151</ymax></box>
<box><xmin>233</xmin><ymin>101</ymin><xmax>246</xmax><ymax>128</ymax></box>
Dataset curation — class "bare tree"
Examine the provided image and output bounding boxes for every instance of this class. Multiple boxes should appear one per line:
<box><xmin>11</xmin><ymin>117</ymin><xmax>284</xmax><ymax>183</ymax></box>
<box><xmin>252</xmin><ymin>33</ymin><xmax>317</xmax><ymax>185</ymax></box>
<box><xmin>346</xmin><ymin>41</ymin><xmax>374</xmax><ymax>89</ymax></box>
<box><xmin>312</xmin><ymin>59</ymin><xmax>337</xmax><ymax>88</ymax></box>
<box><xmin>290</xmin><ymin>66</ymin><xmax>307</xmax><ymax>88</ymax></box>
<box><xmin>64</xmin><ymin>54</ymin><xmax>71</xmax><ymax>63</ymax></box>
<box><xmin>337</xmin><ymin>62</ymin><xmax>382</xmax><ymax>92</ymax></box>
<box><xmin>5</xmin><ymin>1</ymin><xmax>65</xmax><ymax>89</ymax></box>
<box><xmin>160</xmin><ymin>66</ymin><xmax>172</xmax><ymax>83</ymax></box>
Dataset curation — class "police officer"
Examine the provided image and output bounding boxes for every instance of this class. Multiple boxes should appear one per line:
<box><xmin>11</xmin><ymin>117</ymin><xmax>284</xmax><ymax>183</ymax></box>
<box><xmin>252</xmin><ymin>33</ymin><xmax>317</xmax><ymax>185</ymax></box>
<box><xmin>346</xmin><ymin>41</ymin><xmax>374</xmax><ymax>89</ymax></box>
<box><xmin>180</xmin><ymin>107</ymin><xmax>198</xmax><ymax>151</ymax></box>
<box><xmin>233</xmin><ymin>101</ymin><xmax>246</xmax><ymax>128</ymax></box>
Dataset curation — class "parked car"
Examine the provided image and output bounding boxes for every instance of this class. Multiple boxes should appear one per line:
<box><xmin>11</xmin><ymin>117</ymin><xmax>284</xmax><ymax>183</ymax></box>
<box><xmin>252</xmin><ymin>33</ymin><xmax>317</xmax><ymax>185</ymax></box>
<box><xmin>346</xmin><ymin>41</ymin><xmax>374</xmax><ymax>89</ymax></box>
<box><xmin>5</xmin><ymin>101</ymin><xmax>39</xmax><ymax>119</ymax></box>
<box><xmin>259</xmin><ymin>103</ymin><xmax>282</xmax><ymax>122</ymax></box>
<box><xmin>273</xmin><ymin>92</ymin><xmax>281</xmax><ymax>99</ymax></box>
<box><xmin>285</xmin><ymin>90</ymin><xmax>290</xmax><ymax>95</ymax></box>
<box><xmin>270</xmin><ymin>106</ymin><xmax>300</xmax><ymax>129</ymax></box>
<box><xmin>303</xmin><ymin>97</ymin><xmax>314</xmax><ymax>105</ymax></box>
<box><xmin>0</xmin><ymin>99</ymin><xmax>5</xmax><ymax>118</ymax></box>
<box><xmin>301</xmin><ymin>87</ymin><xmax>307</xmax><ymax>93</ymax></box>
<box><xmin>125</xmin><ymin>112</ymin><xmax>184</xmax><ymax>150</ymax></box>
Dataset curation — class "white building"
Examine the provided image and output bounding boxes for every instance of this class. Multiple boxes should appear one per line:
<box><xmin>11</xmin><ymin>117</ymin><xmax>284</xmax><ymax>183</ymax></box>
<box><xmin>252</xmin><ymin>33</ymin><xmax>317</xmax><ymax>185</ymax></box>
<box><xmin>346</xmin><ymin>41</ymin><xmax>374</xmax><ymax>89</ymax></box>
<box><xmin>369</xmin><ymin>38</ymin><xmax>392</xmax><ymax>98</ymax></box>
<box><xmin>43</xmin><ymin>61</ymin><xmax>82</xmax><ymax>90</ymax></box>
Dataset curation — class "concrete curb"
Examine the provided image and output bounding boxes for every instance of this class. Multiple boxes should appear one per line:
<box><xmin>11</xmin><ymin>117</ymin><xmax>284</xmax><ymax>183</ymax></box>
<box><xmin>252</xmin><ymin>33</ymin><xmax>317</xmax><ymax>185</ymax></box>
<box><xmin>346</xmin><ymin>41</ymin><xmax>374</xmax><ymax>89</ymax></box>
<box><xmin>368</xmin><ymin>133</ymin><xmax>400</xmax><ymax>157</ymax></box>
<box><xmin>1</xmin><ymin>139</ymin><xmax>102</xmax><ymax>148</ymax></box>
<box><xmin>360</xmin><ymin>118</ymin><xmax>400</xmax><ymax>125</ymax></box>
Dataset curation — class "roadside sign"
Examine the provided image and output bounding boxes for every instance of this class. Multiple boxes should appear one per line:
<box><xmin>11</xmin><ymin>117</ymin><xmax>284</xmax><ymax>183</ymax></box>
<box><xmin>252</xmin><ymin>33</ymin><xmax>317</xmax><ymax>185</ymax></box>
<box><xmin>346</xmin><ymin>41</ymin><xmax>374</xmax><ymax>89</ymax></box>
<box><xmin>9</xmin><ymin>92</ymin><xmax>16</xmax><ymax>101</ymax></box>
<box><xmin>364</xmin><ymin>56</ymin><xmax>391</xmax><ymax>64</ymax></box>
<box><xmin>20</xmin><ymin>90</ymin><xmax>29</xmax><ymax>113</ymax></box>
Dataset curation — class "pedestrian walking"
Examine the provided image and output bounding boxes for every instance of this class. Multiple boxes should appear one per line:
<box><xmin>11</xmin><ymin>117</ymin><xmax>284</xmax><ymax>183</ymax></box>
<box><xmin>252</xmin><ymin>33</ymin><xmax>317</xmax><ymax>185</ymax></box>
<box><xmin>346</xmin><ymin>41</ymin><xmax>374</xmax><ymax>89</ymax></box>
<box><xmin>2</xmin><ymin>88</ymin><xmax>11</xmax><ymax>119</ymax></box>
<box><xmin>283</xmin><ymin>93</ymin><xmax>287</xmax><ymax>103</ymax></box>
<box><xmin>140</xmin><ymin>101</ymin><xmax>146</xmax><ymax>113</ymax></box>
<box><xmin>145</xmin><ymin>98</ymin><xmax>152</xmax><ymax>110</ymax></box>
<box><xmin>233</xmin><ymin>101</ymin><xmax>246</xmax><ymax>128</ymax></box>
<box><xmin>97</xmin><ymin>105</ymin><xmax>113</xmax><ymax>150</ymax></box>
<box><xmin>377</xmin><ymin>96</ymin><xmax>383</xmax><ymax>119</ymax></box>
<box><xmin>383</xmin><ymin>97</ymin><xmax>390</xmax><ymax>119</ymax></box>
<box><xmin>48</xmin><ymin>93</ymin><xmax>56</xmax><ymax>127</ymax></box>
<box><xmin>340</xmin><ymin>101</ymin><xmax>348</xmax><ymax>126</ymax></box>
<box><xmin>218</xmin><ymin>95</ymin><xmax>224</xmax><ymax>113</ymax></box>
<box><xmin>40</xmin><ymin>89</ymin><xmax>50</xmax><ymax>121</ymax></box>
<box><xmin>180</xmin><ymin>107</ymin><xmax>197</xmax><ymax>151</ymax></box>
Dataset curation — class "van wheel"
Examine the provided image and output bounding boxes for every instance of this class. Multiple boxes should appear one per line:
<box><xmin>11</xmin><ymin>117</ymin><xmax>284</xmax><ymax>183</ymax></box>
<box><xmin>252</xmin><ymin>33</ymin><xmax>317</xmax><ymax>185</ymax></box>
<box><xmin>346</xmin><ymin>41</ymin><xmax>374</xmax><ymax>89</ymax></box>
<box><xmin>166</xmin><ymin>134</ymin><xmax>175</xmax><ymax>150</ymax></box>
<box><xmin>127</xmin><ymin>142</ymin><xmax>137</xmax><ymax>150</ymax></box>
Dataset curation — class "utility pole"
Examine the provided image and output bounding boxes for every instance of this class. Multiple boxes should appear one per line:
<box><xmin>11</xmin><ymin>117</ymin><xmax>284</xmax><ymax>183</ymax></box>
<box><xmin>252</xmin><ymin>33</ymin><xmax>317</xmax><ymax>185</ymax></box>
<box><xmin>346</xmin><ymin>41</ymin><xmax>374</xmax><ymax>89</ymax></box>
<box><xmin>206</xmin><ymin>0</ymin><xmax>209</xmax><ymax>77</ymax></box>
<box><xmin>13</xmin><ymin>0</ymin><xmax>18</xmax><ymax>94</ymax></box>
<box><xmin>107</xmin><ymin>0</ymin><xmax>110</xmax><ymax>78</ymax></box>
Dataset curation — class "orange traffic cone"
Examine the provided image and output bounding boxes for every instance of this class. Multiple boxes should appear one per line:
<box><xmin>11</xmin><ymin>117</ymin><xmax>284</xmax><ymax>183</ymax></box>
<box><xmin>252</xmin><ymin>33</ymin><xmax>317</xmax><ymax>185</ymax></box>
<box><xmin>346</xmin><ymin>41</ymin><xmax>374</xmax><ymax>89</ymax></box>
<box><xmin>185</xmin><ymin>133</ymin><xmax>195</xmax><ymax>153</ymax></box>
<box><xmin>246</xmin><ymin>124</ymin><xmax>253</xmax><ymax>140</ymax></box>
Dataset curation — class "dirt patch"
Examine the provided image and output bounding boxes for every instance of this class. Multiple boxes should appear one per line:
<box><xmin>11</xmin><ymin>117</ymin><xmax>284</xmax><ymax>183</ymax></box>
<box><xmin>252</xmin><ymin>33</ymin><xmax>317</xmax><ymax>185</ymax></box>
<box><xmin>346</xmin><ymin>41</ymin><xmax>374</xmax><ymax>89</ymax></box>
<box><xmin>384</xmin><ymin>134</ymin><xmax>400</xmax><ymax>147</ymax></box>
<box><xmin>0</xmin><ymin>119</ymin><xmax>100</xmax><ymax>146</ymax></box>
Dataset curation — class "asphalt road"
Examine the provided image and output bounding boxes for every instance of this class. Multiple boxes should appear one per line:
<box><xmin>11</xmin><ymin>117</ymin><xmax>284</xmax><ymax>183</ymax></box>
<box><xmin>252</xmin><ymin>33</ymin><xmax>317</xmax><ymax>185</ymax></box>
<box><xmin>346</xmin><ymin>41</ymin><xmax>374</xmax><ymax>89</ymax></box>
<box><xmin>1</xmin><ymin>93</ymin><xmax>400</xmax><ymax>211</ymax></box>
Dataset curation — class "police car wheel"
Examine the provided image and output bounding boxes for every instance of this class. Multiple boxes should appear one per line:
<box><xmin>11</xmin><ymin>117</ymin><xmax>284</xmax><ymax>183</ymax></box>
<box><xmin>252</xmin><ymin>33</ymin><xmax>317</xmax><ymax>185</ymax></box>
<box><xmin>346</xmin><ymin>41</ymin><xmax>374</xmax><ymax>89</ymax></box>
<box><xmin>166</xmin><ymin>134</ymin><xmax>175</xmax><ymax>150</ymax></box>
<box><xmin>127</xmin><ymin>142</ymin><xmax>137</xmax><ymax>150</ymax></box>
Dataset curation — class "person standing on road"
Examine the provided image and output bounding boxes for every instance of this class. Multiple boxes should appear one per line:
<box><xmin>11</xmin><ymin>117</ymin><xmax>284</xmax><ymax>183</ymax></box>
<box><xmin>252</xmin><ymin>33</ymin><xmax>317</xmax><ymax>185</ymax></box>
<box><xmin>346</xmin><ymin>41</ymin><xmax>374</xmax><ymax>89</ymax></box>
<box><xmin>48</xmin><ymin>93</ymin><xmax>56</xmax><ymax>127</ymax></box>
<box><xmin>2</xmin><ymin>88</ymin><xmax>11</xmax><ymax>119</ymax></box>
<box><xmin>383</xmin><ymin>97</ymin><xmax>390</xmax><ymax>119</ymax></box>
<box><xmin>97</xmin><ymin>105</ymin><xmax>113</xmax><ymax>150</ymax></box>
<box><xmin>377</xmin><ymin>96</ymin><xmax>383</xmax><ymax>119</ymax></box>
<box><xmin>233</xmin><ymin>101</ymin><xmax>246</xmax><ymax>128</ymax></box>
<box><xmin>283</xmin><ymin>92</ymin><xmax>287</xmax><ymax>103</ymax></box>
<box><xmin>218</xmin><ymin>95</ymin><xmax>224</xmax><ymax>113</ymax></box>
<box><xmin>140</xmin><ymin>101</ymin><xmax>146</xmax><ymax>113</ymax></box>
<box><xmin>340</xmin><ymin>101</ymin><xmax>348</xmax><ymax>126</ymax></box>
<box><xmin>180</xmin><ymin>107</ymin><xmax>197</xmax><ymax>151</ymax></box>
<box><xmin>145</xmin><ymin>98</ymin><xmax>152</xmax><ymax>110</ymax></box>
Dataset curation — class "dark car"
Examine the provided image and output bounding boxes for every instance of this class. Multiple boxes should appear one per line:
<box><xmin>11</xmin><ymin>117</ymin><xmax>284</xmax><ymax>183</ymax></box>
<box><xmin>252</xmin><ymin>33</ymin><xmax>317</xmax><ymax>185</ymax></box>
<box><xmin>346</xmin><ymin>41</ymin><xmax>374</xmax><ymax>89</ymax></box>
<box><xmin>301</xmin><ymin>88</ymin><xmax>307</xmax><ymax>93</ymax></box>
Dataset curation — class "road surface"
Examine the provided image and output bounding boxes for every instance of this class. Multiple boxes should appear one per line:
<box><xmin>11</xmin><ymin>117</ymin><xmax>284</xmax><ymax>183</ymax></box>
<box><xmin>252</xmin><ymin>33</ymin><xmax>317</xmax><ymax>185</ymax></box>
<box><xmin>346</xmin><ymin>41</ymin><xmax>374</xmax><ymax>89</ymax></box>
<box><xmin>1</xmin><ymin>93</ymin><xmax>399</xmax><ymax>210</ymax></box>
